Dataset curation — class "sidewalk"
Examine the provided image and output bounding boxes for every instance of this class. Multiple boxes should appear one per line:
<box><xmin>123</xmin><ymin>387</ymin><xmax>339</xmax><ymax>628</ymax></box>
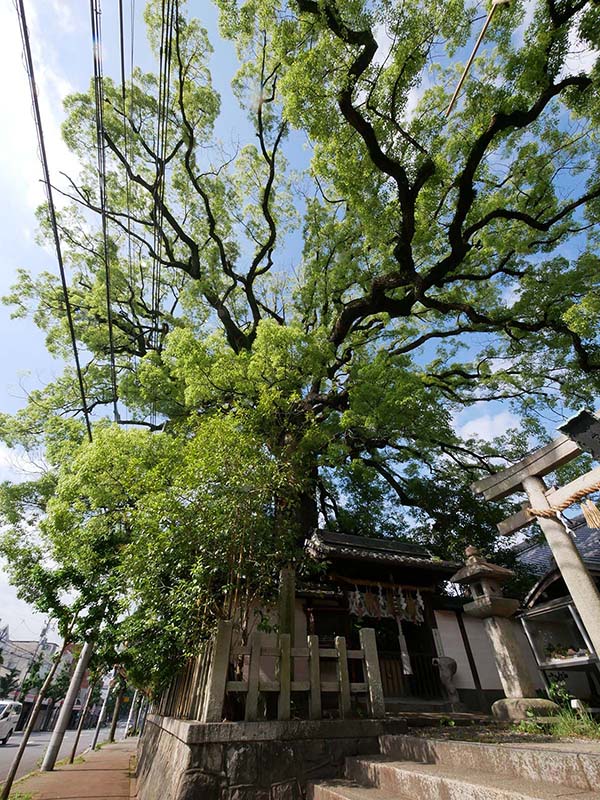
<box><xmin>9</xmin><ymin>739</ymin><xmax>137</xmax><ymax>800</ymax></box>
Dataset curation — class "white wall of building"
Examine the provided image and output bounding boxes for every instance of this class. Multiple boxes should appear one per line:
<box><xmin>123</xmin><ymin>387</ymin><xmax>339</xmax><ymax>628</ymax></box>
<box><xmin>435</xmin><ymin>609</ymin><xmax>544</xmax><ymax>693</ymax></box>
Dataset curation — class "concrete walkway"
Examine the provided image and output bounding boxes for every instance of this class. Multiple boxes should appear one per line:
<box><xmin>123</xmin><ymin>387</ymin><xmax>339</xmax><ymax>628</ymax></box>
<box><xmin>7</xmin><ymin>739</ymin><xmax>137</xmax><ymax>800</ymax></box>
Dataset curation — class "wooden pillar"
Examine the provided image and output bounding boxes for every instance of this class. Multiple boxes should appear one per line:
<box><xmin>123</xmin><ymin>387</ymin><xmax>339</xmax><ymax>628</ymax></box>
<box><xmin>203</xmin><ymin>620</ymin><xmax>233</xmax><ymax>723</ymax></box>
<box><xmin>308</xmin><ymin>634</ymin><xmax>321</xmax><ymax>720</ymax></box>
<box><xmin>523</xmin><ymin>476</ymin><xmax>600</xmax><ymax>659</ymax></box>
<box><xmin>278</xmin><ymin>567</ymin><xmax>296</xmax><ymax>646</ymax></box>
<box><xmin>359</xmin><ymin>627</ymin><xmax>385</xmax><ymax>718</ymax></box>
<box><xmin>245</xmin><ymin>631</ymin><xmax>262</xmax><ymax>721</ymax></box>
<box><xmin>335</xmin><ymin>636</ymin><xmax>351</xmax><ymax>719</ymax></box>
<box><xmin>278</xmin><ymin>634</ymin><xmax>291</xmax><ymax>721</ymax></box>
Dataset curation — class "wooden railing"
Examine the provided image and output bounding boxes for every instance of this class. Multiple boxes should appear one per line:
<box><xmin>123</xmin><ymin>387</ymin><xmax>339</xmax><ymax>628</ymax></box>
<box><xmin>157</xmin><ymin>621</ymin><xmax>385</xmax><ymax>722</ymax></box>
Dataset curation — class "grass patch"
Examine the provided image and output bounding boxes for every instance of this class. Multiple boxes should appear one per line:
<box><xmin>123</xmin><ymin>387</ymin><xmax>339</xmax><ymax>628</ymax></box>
<box><xmin>8</xmin><ymin>792</ymin><xmax>33</xmax><ymax>800</ymax></box>
<box><xmin>514</xmin><ymin>710</ymin><xmax>600</xmax><ymax>740</ymax></box>
<box><xmin>551</xmin><ymin>710</ymin><xmax>600</xmax><ymax>740</ymax></box>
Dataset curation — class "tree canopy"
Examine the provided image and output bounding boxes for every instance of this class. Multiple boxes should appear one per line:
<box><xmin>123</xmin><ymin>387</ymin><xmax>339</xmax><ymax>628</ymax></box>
<box><xmin>1</xmin><ymin>0</ymin><xmax>599</xmax><ymax>686</ymax></box>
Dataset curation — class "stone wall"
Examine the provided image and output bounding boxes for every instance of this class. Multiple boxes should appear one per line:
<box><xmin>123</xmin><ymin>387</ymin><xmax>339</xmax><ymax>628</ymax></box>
<box><xmin>138</xmin><ymin>714</ymin><xmax>407</xmax><ymax>800</ymax></box>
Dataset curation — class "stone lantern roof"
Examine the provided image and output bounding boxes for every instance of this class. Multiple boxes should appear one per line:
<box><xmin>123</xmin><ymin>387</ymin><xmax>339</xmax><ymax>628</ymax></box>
<box><xmin>450</xmin><ymin>545</ymin><xmax>514</xmax><ymax>586</ymax></box>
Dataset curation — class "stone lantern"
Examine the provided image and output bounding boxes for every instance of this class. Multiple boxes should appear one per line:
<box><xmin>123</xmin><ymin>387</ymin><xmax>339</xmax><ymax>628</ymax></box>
<box><xmin>451</xmin><ymin>546</ymin><xmax>558</xmax><ymax>721</ymax></box>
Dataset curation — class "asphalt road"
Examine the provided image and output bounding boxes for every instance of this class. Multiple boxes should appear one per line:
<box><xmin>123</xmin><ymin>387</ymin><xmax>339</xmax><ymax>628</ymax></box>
<box><xmin>0</xmin><ymin>722</ymin><xmax>127</xmax><ymax>783</ymax></box>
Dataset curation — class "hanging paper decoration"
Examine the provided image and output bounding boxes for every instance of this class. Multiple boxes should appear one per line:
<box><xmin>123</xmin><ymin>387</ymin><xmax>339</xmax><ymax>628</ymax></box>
<box><xmin>348</xmin><ymin>584</ymin><xmax>425</xmax><ymax>625</ymax></box>
<box><xmin>378</xmin><ymin>584</ymin><xmax>390</xmax><ymax>617</ymax></box>
<box><xmin>364</xmin><ymin>590</ymin><xmax>381</xmax><ymax>619</ymax></box>
<box><xmin>415</xmin><ymin>589</ymin><xmax>425</xmax><ymax>624</ymax></box>
<box><xmin>392</xmin><ymin>587</ymin><xmax>407</xmax><ymax>619</ymax></box>
<box><xmin>348</xmin><ymin>585</ymin><xmax>367</xmax><ymax>617</ymax></box>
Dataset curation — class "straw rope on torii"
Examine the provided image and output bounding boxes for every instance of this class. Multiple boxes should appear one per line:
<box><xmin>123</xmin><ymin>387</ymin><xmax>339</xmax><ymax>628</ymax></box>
<box><xmin>526</xmin><ymin>479</ymin><xmax>600</xmax><ymax>528</ymax></box>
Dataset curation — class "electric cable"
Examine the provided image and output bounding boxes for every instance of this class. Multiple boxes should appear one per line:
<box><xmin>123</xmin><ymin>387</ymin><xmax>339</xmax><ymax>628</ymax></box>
<box><xmin>90</xmin><ymin>0</ymin><xmax>120</xmax><ymax>422</ymax></box>
<box><xmin>15</xmin><ymin>0</ymin><xmax>93</xmax><ymax>442</ymax></box>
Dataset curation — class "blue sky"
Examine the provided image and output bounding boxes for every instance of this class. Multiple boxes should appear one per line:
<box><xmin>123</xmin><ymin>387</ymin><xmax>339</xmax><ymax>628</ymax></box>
<box><xmin>0</xmin><ymin>0</ymin><xmax>597</xmax><ymax>642</ymax></box>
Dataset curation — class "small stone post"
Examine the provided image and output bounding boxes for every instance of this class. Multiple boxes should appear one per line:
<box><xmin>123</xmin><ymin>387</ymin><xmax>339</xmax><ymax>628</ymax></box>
<box><xmin>452</xmin><ymin>547</ymin><xmax>558</xmax><ymax>721</ymax></box>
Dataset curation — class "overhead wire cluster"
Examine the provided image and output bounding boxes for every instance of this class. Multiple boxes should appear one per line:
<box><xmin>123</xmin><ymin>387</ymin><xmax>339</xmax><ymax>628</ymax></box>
<box><xmin>17</xmin><ymin>0</ymin><xmax>174</xmax><ymax>433</ymax></box>
<box><xmin>15</xmin><ymin>0</ymin><xmax>93</xmax><ymax>441</ymax></box>
<box><xmin>151</xmin><ymin>0</ymin><xmax>176</xmax><ymax>354</ymax></box>
<box><xmin>118</xmin><ymin>0</ymin><xmax>137</xmax><ymax>301</ymax></box>
<box><xmin>90</xmin><ymin>0</ymin><xmax>120</xmax><ymax>423</ymax></box>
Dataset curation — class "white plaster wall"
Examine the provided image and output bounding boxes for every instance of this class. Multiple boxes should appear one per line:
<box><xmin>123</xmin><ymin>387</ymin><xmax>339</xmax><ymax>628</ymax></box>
<box><xmin>434</xmin><ymin>611</ymin><xmax>475</xmax><ymax>689</ymax></box>
<box><xmin>436</xmin><ymin>610</ymin><xmax>546</xmax><ymax>693</ymax></box>
<box><xmin>463</xmin><ymin>615</ymin><xmax>503</xmax><ymax>690</ymax></box>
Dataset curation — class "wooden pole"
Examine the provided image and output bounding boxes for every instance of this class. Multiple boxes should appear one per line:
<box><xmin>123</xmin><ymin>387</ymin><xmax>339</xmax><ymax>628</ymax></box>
<box><xmin>522</xmin><ymin>476</ymin><xmax>600</xmax><ymax>658</ymax></box>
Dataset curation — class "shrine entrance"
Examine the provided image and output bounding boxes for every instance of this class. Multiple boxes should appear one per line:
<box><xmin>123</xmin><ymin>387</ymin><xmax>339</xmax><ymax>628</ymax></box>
<box><xmin>301</xmin><ymin>529</ymin><xmax>458</xmax><ymax>708</ymax></box>
<box><xmin>374</xmin><ymin>617</ymin><xmax>444</xmax><ymax>701</ymax></box>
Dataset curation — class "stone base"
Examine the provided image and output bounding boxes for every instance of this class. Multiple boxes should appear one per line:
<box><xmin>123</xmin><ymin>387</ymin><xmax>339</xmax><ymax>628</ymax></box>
<box><xmin>137</xmin><ymin>714</ymin><xmax>409</xmax><ymax>800</ymax></box>
<box><xmin>491</xmin><ymin>697</ymin><xmax>559</xmax><ymax>721</ymax></box>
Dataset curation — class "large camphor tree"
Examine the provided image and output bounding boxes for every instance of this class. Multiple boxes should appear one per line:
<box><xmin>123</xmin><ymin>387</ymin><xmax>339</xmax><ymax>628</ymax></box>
<box><xmin>1</xmin><ymin>0</ymin><xmax>599</xmax><ymax>684</ymax></box>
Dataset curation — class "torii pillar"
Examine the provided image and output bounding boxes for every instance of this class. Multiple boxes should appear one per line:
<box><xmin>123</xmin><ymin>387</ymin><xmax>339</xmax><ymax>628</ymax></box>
<box><xmin>472</xmin><ymin>426</ymin><xmax>600</xmax><ymax>661</ymax></box>
<box><xmin>522</xmin><ymin>475</ymin><xmax>600</xmax><ymax>659</ymax></box>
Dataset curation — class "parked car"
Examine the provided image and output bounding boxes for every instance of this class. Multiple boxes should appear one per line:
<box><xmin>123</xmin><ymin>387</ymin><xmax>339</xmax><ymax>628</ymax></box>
<box><xmin>0</xmin><ymin>700</ymin><xmax>22</xmax><ymax>745</ymax></box>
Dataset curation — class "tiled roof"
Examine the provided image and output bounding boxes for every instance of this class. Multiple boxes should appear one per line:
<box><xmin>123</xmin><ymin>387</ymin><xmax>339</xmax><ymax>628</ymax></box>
<box><xmin>305</xmin><ymin>529</ymin><xmax>459</xmax><ymax>573</ymax></box>
<box><xmin>514</xmin><ymin>515</ymin><xmax>600</xmax><ymax>575</ymax></box>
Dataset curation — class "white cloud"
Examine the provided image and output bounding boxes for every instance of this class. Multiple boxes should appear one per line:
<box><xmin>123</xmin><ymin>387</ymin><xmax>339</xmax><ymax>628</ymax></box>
<box><xmin>0</xmin><ymin>1</ymin><xmax>80</xmax><ymax>213</ymax></box>
<box><xmin>563</xmin><ymin>15</ymin><xmax>598</xmax><ymax>76</ymax></box>
<box><xmin>373</xmin><ymin>23</ymin><xmax>395</xmax><ymax>68</ymax></box>
<box><xmin>456</xmin><ymin>410</ymin><xmax>520</xmax><ymax>442</ymax></box>
<box><xmin>47</xmin><ymin>0</ymin><xmax>80</xmax><ymax>34</ymax></box>
<box><xmin>501</xmin><ymin>282</ymin><xmax>521</xmax><ymax>307</ymax></box>
<box><xmin>0</xmin><ymin>443</ymin><xmax>44</xmax><ymax>484</ymax></box>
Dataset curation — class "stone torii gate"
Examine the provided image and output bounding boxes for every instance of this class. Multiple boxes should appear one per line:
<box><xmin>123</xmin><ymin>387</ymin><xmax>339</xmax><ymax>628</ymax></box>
<box><xmin>471</xmin><ymin>410</ymin><xmax>600</xmax><ymax>660</ymax></box>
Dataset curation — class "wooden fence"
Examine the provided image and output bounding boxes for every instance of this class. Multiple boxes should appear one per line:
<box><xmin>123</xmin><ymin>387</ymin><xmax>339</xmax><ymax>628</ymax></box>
<box><xmin>156</xmin><ymin>621</ymin><xmax>385</xmax><ymax>722</ymax></box>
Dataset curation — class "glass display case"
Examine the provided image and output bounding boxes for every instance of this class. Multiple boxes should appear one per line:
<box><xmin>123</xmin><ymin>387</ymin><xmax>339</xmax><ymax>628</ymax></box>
<box><xmin>520</xmin><ymin>597</ymin><xmax>597</xmax><ymax>669</ymax></box>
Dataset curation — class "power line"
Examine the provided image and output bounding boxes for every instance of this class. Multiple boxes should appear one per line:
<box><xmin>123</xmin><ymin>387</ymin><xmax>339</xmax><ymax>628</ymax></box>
<box><xmin>118</xmin><ymin>0</ymin><xmax>135</xmax><ymax>291</ymax></box>
<box><xmin>15</xmin><ymin>0</ymin><xmax>93</xmax><ymax>442</ymax></box>
<box><xmin>90</xmin><ymin>0</ymin><xmax>120</xmax><ymax>423</ymax></box>
<box><xmin>151</xmin><ymin>0</ymin><xmax>175</xmax><ymax>352</ymax></box>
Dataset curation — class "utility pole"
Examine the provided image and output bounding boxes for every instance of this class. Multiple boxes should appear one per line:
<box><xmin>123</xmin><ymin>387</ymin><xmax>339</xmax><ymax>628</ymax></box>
<box><xmin>90</xmin><ymin>675</ymin><xmax>113</xmax><ymax>750</ymax></box>
<box><xmin>122</xmin><ymin>688</ymin><xmax>138</xmax><ymax>739</ymax></box>
<box><xmin>108</xmin><ymin>679</ymin><xmax>125</xmax><ymax>742</ymax></box>
<box><xmin>41</xmin><ymin>640</ymin><xmax>94</xmax><ymax>771</ymax></box>
<box><xmin>68</xmin><ymin>678</ymin><xmax>97</xmax><ymax>764</ymax></box>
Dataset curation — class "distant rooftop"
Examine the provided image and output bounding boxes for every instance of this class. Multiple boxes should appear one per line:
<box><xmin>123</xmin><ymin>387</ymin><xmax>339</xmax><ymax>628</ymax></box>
<box><xmin>515</xmin><ymin>515</ymin><xmax>600</xmax><ymax>575</ymax></box>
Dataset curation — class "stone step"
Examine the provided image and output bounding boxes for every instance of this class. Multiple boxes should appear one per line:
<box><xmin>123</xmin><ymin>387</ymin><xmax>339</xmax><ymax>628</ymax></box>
<box><xmin>307</xmin><ymin>779</ymin><xmax>407</xmax><ymax>800</ymax></box>
<box><xmin>345</xmin><ymin>756</ymin><xmax>600</xmax><ymax>800</ymax></box>
<box><xmin>378</xmin><ymin>734</ymin><xmax>600</xmax><ymax>791</ymax></box>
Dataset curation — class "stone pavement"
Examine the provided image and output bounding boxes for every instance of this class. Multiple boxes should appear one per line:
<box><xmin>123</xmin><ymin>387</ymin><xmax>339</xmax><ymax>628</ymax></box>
<box><xmin>7</xmin><ymin>739</ymin><xmax>137</xmax><ymax>800</ymax></box>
